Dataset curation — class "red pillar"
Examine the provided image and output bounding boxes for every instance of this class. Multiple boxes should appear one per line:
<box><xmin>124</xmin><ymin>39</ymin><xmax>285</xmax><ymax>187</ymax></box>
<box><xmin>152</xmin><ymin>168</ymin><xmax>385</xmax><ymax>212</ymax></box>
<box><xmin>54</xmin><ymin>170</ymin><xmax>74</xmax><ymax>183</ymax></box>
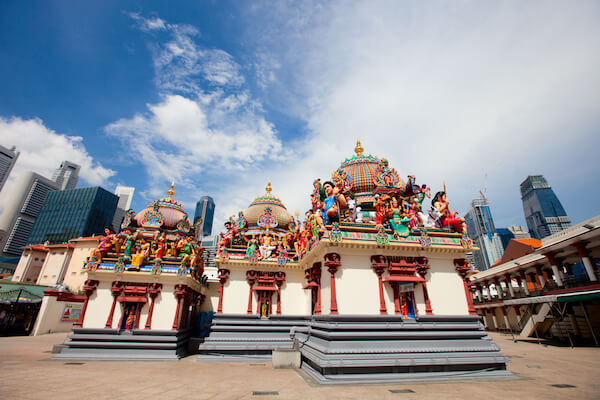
<box><xmin>275</xmin><ymin>271</ymin><xmax>286</xmax><ymax>315</ymax></box>
<box><xmin>246</xmin><ymin>270</ymin><xmax>256</xmax><ymax>314</ymax></box>
<box><xmin>216</xmin><ymin>268</ymin><xmax>230</xmax><ymax>314</ymax></box>
<box><xmin>105</xmin><ymin>281</ymin><xmax>123</xmax><ymax>328</ymax></box>
<box><xmin>371</xmin><ymin>256</ymin><xmax>388</xmax><ymax>315</ymax></box>
<box><xmin>310</xmin><ymin>263</ymin><xmax>322</xmax><ymax>315</ymax></box>
<box><xmin>74</xmin><ymin>280</ymin><xmax>98</xmax><ymax>328</ymax></box>
<box><xmin>145</xmin><ymin>283</ymin><xmax>162</xmax><ymax>330</ymax></box>
<box><xmin>454</xmin><ymin>259</ymin><xmax>476</xmax><ymax>315</ymax></box>
<box><xmin>172</xmin><ymin>284</ymin><xmax>186</xmax><ymax>330</ymax></box>
<box><xmin>393</xmin><ymin>284</ymin><xmax>400</xmax><ymax>314</ymax></box>
<box><xmin>416</xmin><ymin>262</ymin><xmax>433</xmax><ymax>315</ymax></box>
<box><xmin>325</xmin><ymin>253</ymin><xmax>341</xmax><ymax>314</ymax></box>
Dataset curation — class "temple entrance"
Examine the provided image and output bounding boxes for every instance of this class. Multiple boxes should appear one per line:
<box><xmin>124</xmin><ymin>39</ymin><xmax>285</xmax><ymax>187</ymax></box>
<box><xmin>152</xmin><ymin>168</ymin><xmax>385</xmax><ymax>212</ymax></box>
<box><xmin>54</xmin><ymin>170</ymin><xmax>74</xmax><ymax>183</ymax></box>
<box><xmin>119</xmin><ymin>302</ymin><xmax>140</xmax><ymax>331</ymax></box>
<box><xmin>400</xmin><ymin>290</ymin><xmax>416</xmax><ymax>318</ymax></box>
<box><xmin>256</xmin><ymin>291</ymin><xmax>273</xmax><ymax>318</ymax></box>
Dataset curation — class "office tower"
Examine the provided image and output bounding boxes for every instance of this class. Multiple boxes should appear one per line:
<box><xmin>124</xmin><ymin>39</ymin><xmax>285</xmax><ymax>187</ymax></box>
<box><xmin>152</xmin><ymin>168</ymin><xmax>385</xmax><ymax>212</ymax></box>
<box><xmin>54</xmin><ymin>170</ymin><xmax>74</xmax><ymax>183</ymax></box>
<box><xmin>464</xmin><ymin>197</ymin><xmax>504</xmax><ymax>271</ymax></box>
<box><xmin>52</xmin><ymin>161</ymin><xmax>80</xmax><ymax>190</ymax></box>
<box><xmin>194</xmin><ymin>196</ymin><xmax>215</xmax><ymax>237</ymax></box>
<box><xmin>0</xmin><ymin>145</ymin><xmax>19</xmax><ymax>192</ymax></box>
<box><xmin>112</xmin><ymin>185</ymin><xmax>135</xmax><ymax>231</ymax></box>
<box><xmin>27</xmin><ymin>187</ymin><xmax>118</xmax><ymax>245</ymax></box>
<box><xmin>0</xmin><ymin>171</ymin><xmax>59</xmax><ymax>271</ymax></box>
<box><xmin>496</xmin><ymin>225</ymin><xmax>530</xmax><ymax>250</ymax></box>
<box><xmin>520</xmin><ymin>175</ymin><xmax>571</xmax><ymax>239</ymax></box>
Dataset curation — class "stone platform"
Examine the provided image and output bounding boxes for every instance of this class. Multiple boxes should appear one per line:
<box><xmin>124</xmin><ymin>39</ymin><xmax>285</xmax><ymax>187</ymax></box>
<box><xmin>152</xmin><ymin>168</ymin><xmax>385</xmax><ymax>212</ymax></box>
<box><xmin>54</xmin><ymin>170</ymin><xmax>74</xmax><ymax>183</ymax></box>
<box><xmin>291</xmin><ymin>314</ymin><xmax>512</xmax><ymax>384</ymax></box>
<box><xmin>53</xmin><ymin>327</ymin><xmax>192</xmax><ymax>360</ymax></box>
<box><xmin>196</xmin><ymin>314</ymin><xmax>310</xmax><ymax>362</ymax></box>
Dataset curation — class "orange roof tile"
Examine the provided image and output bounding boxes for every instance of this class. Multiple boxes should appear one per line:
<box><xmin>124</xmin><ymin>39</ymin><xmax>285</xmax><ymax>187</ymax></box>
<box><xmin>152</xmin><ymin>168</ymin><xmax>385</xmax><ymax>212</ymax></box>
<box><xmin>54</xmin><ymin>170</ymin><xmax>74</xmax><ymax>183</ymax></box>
<box><xmin>513</xmin><ymin>238</ymin><xmax>542</xmax><ymax>248</ymax></box>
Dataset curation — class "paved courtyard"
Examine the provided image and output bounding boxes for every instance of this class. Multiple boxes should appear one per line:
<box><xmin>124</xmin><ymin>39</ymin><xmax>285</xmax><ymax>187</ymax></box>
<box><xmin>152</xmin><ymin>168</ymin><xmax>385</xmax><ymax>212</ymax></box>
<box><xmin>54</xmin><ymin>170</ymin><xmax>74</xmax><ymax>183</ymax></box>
<box><xmin>0</xmin><ymin>332</ymin><xmax>598</xmax><ymax>399</ymax></box>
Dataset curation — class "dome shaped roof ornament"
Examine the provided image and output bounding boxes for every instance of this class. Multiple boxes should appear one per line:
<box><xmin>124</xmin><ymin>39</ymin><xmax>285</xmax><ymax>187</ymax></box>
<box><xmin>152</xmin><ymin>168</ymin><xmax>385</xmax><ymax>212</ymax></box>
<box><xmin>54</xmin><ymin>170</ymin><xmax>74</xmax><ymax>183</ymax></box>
<box><xmin>167</xmin><ymin>182</ymin><xmax>175</xmax><ymax>200</ymax></box>
<box><xmin>266</xmin><ymin>182</ymin><xmax>272</xmax><ymax>196</ymax></box>
<box><xmin>355</xmin><ymin>139</ymin><xmax>364</xmax><ymax>157</ymax></box>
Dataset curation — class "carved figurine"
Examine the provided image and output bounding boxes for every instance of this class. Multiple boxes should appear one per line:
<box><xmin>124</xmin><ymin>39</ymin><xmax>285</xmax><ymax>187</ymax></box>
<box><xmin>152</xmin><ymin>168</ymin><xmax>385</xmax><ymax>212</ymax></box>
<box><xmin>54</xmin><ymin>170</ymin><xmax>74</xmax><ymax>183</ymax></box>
<box><xmin>259</xmin><ymin>230</ymin><xmax>276</xmax><ymax>259</ymax></box>
<box><xmin>389</xmin><ymin>198</ymin><xmax>411</xmax><ymax>237</ymax></box>
<box><xmin>321</xmin><ymin>181</ymin><xmax>347</xmax><ymax>225</ymax></box>
<box><xmin>432</xmin><ymin>191</ymin><xmax>467</xmax><ymax>233</ymax></box>
<box><xmin>90</xmin><ymin>227</ymin><xmax>115</xmax><ymax>263</ymax></box>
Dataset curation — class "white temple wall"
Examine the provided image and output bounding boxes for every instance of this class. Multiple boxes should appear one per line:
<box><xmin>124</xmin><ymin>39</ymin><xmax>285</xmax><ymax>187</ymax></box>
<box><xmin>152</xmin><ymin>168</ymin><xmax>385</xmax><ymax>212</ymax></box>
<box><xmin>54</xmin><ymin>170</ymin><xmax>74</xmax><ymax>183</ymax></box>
<box><xmin>220</xmin><ymin>268</ymin><xmax>253</xmax><ymax>314</ymax></box>
<box><xmin>332</xmin><ymin>253</ymin><xmax>384</xmax><ymax>315</ymax></box>
<box><xmin>83</xmin><ymin>282</ymin><xmax>114</xmax><ymax>328</ymax></box>
<box><xmin>426</xmin><ymin>256</ymin><xmax>469</xmax><ymax>315</ymax></box>
<box><xmin>202</xmin><ymin>283</ymin><xmax>220</xmax><ymax>312</ymax></box>
<box><xmin>31</xmin><ymin>295</ymin><xmax>77</xmax><ymax>336</ymax></box>
<box><xmin>278</xmin><ymin>269</ymin><xmax>309</xmax><ymax>315</ymax></box>
<box><xmin>148</xmin><ymin>285</ymin><xmax>178</xmax><ymax>330</ymax></box>
<box><xmin>63</xmin><ymin>241</ymin><xmax>97</xmax><ymax>292</ymax></box>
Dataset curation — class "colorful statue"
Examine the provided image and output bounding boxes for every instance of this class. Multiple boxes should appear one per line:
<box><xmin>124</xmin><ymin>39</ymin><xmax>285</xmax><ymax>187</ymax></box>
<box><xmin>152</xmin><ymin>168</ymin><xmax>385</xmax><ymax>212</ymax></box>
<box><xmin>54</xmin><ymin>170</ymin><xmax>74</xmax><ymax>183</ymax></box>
<box><xmin>259</xmin><ymin>230</ymin><xmax>276</xmax><ymax>259</ymax></box>
<box><xmin>432</xmin><ymin>191</ymin><xmax>467</xmax><ymax>233</ymax></box>
<box><xmin>321</xmin><ymin>180</ymin><xmax>347</xmax><ymax>225</ymax></box>
<box><xmin>388</xmin><ymin>198</ymin><xmax>411</xmax><ymax>237</ymax></box>
<box><xmin>122</xmin><ymin>230</ymin><xmax>137</xmax><ymax>260</ymax></box>
<box><xmin>155</xmin><ymin>233</ymin><xmax>166</xmax><ymax>260</ymax></box>
<box><xmin>130</xmin><ymin>239</ymin><xmax>150</xmax><ymax>270</ymax></box>
<box><xmin>90</xmin><ymin>227</ymin><xmax>116</xmax><ymax>263</ymax></box>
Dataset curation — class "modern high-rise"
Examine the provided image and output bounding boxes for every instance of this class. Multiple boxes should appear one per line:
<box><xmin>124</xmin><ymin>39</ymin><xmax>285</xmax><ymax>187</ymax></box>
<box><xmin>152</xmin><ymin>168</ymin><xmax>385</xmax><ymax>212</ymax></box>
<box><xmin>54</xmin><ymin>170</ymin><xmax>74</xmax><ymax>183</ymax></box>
<box><xmin>496</xmin><ymin>225</ymin><xmax>530</xmax><ymax>250</ymax></box>
<box><xmin>0</xmin><ymin>145</ymin><xmax>19</xmax><ymax>192</ymax></box>
<box><xmin>27</xmin><ymin>186</ymin><xmax>118</xmax><ymax>245</ymax></box>
<box><xmin>52</xmin><ymin>161</ymin><xmax>80</xmax><ymax>190</ymax></box>
<box><xmin>112</xmin><ymin>185</ymin><xmax>135</xmax><ymax>231</ymax></box>
<box><xmin>194</xmin><ymin>196</ymin><xmax>215</xmax><ymax>237</ymax></box>
<box><xmin>520</xmin><ymin>175</ymin><xmax>571</xmax><ymax>239</ymax></box>
<box><xmin>464</xmin><ymin>197</ymin><xmax>504</xmax><ymax>271</ymax></box>
<box><xmin>0</xmin><ymin>171</ymin><xmax>59</xmax><ymax>271</ymax></box>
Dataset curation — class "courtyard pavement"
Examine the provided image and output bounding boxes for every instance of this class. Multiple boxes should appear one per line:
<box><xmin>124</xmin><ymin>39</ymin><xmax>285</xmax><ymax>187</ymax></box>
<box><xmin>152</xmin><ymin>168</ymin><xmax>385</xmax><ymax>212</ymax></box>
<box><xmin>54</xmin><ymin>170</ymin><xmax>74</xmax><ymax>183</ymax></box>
<box><xmin>0</xmin><ymin>331</ymin><xmax>598</xmax><ymax>399</ymax></box>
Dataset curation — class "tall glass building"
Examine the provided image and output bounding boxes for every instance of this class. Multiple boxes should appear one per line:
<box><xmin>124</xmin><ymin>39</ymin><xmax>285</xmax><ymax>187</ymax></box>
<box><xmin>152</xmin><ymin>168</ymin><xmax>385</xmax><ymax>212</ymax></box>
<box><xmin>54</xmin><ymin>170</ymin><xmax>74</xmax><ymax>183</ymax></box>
<box><xmin>194</xmin><ymin>196</ymin><xmax>215</xmax><ymax>237</ymax></box>
<box><xmin>52</xmin><ymin>161</ymin><xmax>80</xmax><ymax>190</ymax></box>
<box><xmin>0</xmin><ymin>144</ymin><xmax>19</xmax><ymax>192</ymax></box>
<box><xmin>27</xmin><ymin>187</ymin><xmax>118</xmax><ymax>245</ymax></box>
<box><xmin>464</xmin><ymin>197</ymin><xmax>504</xmax><ymax>271</ymax></box>
<box><xmin>520</xmin><ymin>175</ymin><xmax>571</xmax><ymax>239</ymax></box>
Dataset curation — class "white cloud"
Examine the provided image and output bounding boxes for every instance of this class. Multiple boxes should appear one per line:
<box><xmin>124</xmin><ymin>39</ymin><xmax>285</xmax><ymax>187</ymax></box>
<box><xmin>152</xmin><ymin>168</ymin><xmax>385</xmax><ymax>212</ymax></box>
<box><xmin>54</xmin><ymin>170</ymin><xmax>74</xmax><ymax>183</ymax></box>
<box><xmin>107</xmin><ymin>14</ymin><xmax>285</xmax><ymax>214</ymax></box>
<box><xmin>128</xmin><ymin>12</ymin><xmax>166</xmax><ymax>32</ymax></box>
<box><xmin>0</xmin><ymin>116</ymin><xmax>115</xmax><ymax>213</ymax></box>
<box><xmin>232</xmin><ymin>1</ymin><xmax>600</xmax><ymax>228</ymax></box>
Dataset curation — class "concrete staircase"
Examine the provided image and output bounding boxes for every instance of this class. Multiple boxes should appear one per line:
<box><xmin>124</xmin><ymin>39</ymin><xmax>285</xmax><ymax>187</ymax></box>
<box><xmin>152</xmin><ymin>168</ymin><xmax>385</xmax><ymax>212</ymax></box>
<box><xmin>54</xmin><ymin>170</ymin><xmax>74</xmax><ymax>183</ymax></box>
<box><xmin>519</xmin><ymin>303</ymin><xmax>557</xmax><ymax>338</ymax></box>
<box><xmin>291</xmin><ymin>314</ymin><xmax>512</xmax><ymax>384</ymax></box>
<box><xmin>53</xmin><ymin>328</ymin><xmax>192</xmax><ymax>360</ymax></box>
<box><xmin>196</xmin><ymin>314</ymin><xmax>310</xmax><ymax>362</ymax></box>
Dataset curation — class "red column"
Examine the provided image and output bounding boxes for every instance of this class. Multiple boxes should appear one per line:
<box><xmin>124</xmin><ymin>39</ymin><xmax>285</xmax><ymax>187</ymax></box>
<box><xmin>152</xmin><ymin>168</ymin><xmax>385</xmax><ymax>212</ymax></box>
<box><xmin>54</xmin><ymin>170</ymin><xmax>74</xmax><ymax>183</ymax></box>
<box><xmin>275</xmin><ymin>271</ymin><xmax>286</xmax><ymax>315</ymax></box>
<box><xmin>216</xmin><ymin>268</ymin><xmax>230</xmax><ymax>314</ymax></box>
<box><xmin>246</xmin><ymin>270</ymin><xmax>257</xmax><ymax>314</ymax></box>
<box><xmin>74</xmin><ymin>280</ymin><xmax>98</xmax><ymax>328</ymax></box>
<box><xmin>172</xmin><ymin>284</ymin><xmax>186</xmax><ymax>330</ymax></box>
<box><xmin>145</xmin><ymin>283</ymin><xmax>162</xmax><ymax>329</ymax></box>
<box><xmin>454</xmin><ymin>259</ymin><xmax>476</xmax><ymax>315</ymax></box>
<box><xmin>310</xmin><ymin>263</ymin><xmax>322</xmax><ymax>315</ymax></box>
<box><xmin>393</xmin><ymin>284</ymin><xmax>400</xmax><ymax>314</ymax></box>
<box><xmin>105</xmin><ymin>281</ymin><xmax>123</xmax><ymax>328</ymax></box>
<box><xmin>325</xmin><ymin>253</ymin><xmax>341</xmax><ymax>314</ymax></box>
<box><xmin>371</xmin><ymin>255</ymin><xmax>388</xmax><ymax>315</ymax></box>
<box><xmin>416</xmin><ymin>262</ymin><xmax>433</xmax><ymax>315</ymax></box>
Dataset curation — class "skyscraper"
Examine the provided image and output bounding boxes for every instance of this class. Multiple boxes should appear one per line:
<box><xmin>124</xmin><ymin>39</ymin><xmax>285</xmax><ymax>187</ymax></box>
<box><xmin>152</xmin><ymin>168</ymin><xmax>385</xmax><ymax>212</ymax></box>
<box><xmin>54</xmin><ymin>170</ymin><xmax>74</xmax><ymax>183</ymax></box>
<box><xmin>0</xmin><ymin>171</ymin><xmax>59</xmax><ymax>271</ymax></box>
<box><xmin>520</xmin><ymin>175</ymin><xmax>571</xmax><ymax>239</ymax></box>
<box><xmin>0</xmin><ymin>145</ymin><xmax>19</xmax><ymax>192</ymax></box>
<box><xmin>194</xmin><ymin>196</ymin><xmax>215</xmax><ymax>237</ymax></box>
<box><xmin>52</xmin><ymin>161</ymin><xmax>80</xmax><ymax>190</ymax></box>
<box><xmin>27</xmin><ymin>186</ymin><xmax>118</xmax><ymax>245</ymax></box>
<box><xmin>496</xmin><ymin>225</ymin><xmax>530</xmax><ymax>250</ymax></box>
<box><xmin>464</xmin><ymin>197</ymin><xmax>504</xmax><ymax>271</ymax></box>
<box><xmin>112</xmin><ymin>185</ymin><xmax>135</xmax><ymax>231</ymax></box>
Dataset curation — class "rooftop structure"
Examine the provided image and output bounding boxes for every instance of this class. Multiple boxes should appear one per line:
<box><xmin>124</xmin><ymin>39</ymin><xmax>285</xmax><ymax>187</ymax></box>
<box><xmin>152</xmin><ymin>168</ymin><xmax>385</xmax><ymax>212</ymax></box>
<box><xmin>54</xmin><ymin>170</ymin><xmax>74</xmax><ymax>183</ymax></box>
<box><xmin>520</xmin><ymin>175</ymin><xmax>571</xmax><ymax>239</ymax></box>
<box><xmin>0</xmin><ymin>171</ymin><xmax>59</xmax><ymax>271</ymax></box>
<box><xmin>0</xmin><ymin>144</ymin><xmax>19</xmax><ymax>193</ymax></box>
<box><xmin>52</xmin><ymin>161</ymin><xmax>80</xmax><ymax>190</ymax></box>
<box><xmin>26</xmin><ymin>186</ymin><xmax>119</xmax><ymax>245</ymax></box>
<box><xmin>464</xmin><ymin>196</ymin><xmax>504</xmax><ymax>271</ymax></box>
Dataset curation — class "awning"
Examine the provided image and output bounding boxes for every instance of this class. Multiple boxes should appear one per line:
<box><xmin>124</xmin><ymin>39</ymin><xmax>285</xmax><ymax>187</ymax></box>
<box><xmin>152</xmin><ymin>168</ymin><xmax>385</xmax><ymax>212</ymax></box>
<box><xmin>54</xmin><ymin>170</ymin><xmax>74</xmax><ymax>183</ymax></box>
<box><xmin>254</xmin><ymin>285</ymin><xmax>278</xmax><ymax>292</ymax></box>
<box><xmin>557</xmin><ymin>290</ymin><xmax>600</xmax><ymax>303</ymax></box>
<box><xmin>384</xmin><ymin>276</ymin><xmax>425</xmax><ymax>283</ymax></box>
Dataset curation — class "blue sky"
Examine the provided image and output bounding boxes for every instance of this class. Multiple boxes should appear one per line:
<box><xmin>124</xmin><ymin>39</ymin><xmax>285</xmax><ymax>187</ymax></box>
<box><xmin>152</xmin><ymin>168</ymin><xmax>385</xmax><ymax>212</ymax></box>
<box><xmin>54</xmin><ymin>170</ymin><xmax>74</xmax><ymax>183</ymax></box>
<box><xmin>1</xmin><ymin>1</ymin><xmax>599</xmax><ymax>233</ymax></box>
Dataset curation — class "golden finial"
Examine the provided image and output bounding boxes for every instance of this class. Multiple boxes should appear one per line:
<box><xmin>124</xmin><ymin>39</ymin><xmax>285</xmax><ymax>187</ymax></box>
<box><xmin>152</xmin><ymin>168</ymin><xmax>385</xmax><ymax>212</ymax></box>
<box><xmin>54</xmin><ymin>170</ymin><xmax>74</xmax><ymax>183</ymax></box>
<box><xmin>355</xmin><ymin>139</ymin><xmax>364</xmax><ymax>157</ymax></box>
<box><xmin>167</xmin><ymin>182</ymin><xmax>175</xmax><ymax>199</ymax></box>
<box><xmin>266</xmin><ymin>182</ymin><xmax>272</xmax><ymax>195</ymax></box>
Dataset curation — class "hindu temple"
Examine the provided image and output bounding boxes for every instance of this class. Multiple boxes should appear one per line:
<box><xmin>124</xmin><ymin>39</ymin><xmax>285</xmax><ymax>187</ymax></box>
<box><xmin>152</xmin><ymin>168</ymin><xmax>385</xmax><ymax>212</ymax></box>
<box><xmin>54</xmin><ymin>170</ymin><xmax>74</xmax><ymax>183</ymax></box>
<box><xmin>46</xmin><ymin>141</ymin><xmax>510</xmax><ymax>383</ymax></box>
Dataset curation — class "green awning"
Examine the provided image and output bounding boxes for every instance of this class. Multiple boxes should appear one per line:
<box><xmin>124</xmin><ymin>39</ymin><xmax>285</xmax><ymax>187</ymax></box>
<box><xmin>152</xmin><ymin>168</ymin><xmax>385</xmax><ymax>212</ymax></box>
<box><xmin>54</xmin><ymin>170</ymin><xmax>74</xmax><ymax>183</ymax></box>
<box><xmin>0</xmin><ymin>281</ymin><xmax>52</xmax><ymax>303</ymax></box>
<box><xmin>557</xmin><ymin>292</ymin><xmax>600</xmax><ymax>303</ymax></box>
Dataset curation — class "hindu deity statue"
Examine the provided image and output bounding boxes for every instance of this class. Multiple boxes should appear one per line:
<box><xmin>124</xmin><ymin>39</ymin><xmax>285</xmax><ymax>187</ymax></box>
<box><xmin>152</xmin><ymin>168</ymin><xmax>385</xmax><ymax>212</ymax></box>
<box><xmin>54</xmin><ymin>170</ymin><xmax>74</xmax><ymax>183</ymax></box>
<box><xmin>259</xmin><ymin>230</ymin><xmax>276</xmax><ymax>260</ymax></box>
<box><xmin>321</xmin><ymin>180</ymin><xmax>347</xmax><ymax>225</ymax></box>
<box><xmin>90</xmin><ymin>227</ymin><xmax>116</xmax><ymax>263</ymax></box>
<box><xmin>432</xmin><ymin>191</ymin><xmax>467</xmax><ymax>234</ymax></box>
<box><xmin>217</xmin><ymin>221</ymin><xmax>238</xmax><ymax>255</ymax></box>
<box><xmin>388</xmin><ymin>197</ymin><xmax>411</xmax><ymax>237</ymax></box>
